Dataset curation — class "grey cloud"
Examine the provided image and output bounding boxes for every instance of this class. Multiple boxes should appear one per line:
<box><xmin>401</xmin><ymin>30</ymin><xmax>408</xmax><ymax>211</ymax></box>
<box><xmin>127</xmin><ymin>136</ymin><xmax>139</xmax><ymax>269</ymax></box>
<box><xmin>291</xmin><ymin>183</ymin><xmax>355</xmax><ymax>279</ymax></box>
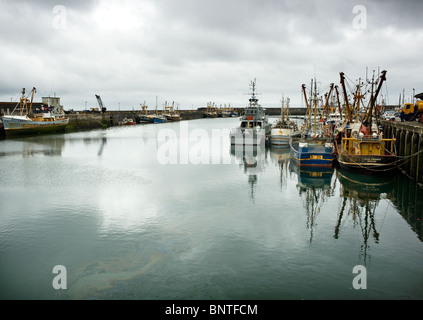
<box><xmin>0</xmin><ymin>0</ymin><xmax>422</xmax><ymax>109</ymax></box>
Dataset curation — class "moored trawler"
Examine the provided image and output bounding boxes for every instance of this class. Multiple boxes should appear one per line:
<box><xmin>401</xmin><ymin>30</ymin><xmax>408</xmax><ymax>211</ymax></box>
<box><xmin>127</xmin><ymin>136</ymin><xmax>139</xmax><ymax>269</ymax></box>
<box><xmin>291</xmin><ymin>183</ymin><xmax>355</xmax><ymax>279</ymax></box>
<box><xmin>137</xmin><ymin>103</ymin><xmax>154</xmax><ymax>123</ymax></box>
<box><xmin>289</xmin><ymin>79</ymin><xmax>335</xmax><ymax>167</ymax></box>
<box><xmin>335</xmin><ymin>121</ymin><xmax>398</xmax><ymax>172</ymax></box>
<box><xmin>230</xmin><ymin>79</ymin><xmax>271</xmax><ymax>146</ymax></box>
<box><xmin>1</xmin><ymin>88</ymin><xmax>69</xmax><ymax>136</ymax></box>
<box><xmin>163</xmin><ymin>101</ymin><xmax>181</xmax><ymax>122</ymax></box>
<box><xmin>290</xmin><ymin>137</ymin><xmax>334</xmax><ymax>167</ymax></box>
<box><xmin>270</xmin><ymin>96</ymin><xmax>299</xmax><ymax>147</ymax></box>
<box><xmin>335</xmin><ymin>70</ymin><xmax>398</xmax><ymax>173</ymax></box>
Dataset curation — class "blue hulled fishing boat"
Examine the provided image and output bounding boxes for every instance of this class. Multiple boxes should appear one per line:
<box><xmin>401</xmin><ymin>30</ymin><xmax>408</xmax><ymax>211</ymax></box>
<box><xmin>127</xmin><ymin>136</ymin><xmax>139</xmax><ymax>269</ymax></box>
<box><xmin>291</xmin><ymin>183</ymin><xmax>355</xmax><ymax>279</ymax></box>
<box><xmin>289</xmin><ymin>79</ymin><xmax>335</xmax><ymax>168</ymax></box>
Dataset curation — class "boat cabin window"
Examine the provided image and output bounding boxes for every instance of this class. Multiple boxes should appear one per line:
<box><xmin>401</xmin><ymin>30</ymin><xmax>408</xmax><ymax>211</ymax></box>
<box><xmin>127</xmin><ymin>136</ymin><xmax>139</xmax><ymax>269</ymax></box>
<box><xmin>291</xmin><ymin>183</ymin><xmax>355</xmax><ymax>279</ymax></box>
<box><xmin>241</xmin><ymin>121</ymin><xmax>262</xmax><ymax>128</ymax></box>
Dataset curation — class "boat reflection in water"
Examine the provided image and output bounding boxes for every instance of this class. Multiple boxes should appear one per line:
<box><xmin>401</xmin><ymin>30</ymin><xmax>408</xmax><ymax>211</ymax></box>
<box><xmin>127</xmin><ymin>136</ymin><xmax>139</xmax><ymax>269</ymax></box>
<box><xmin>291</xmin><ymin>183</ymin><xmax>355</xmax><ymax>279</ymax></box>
<box><xmin>0</xmin><ymin>134</ymin><xmax>66</xmax><ymax>157</ymax></box>
<box><xmin>230</xmin><ymin>144</ymin><xmax>267</xmax><ymax>201</ymax></box>
<box><xmin>290</xmin><ymin>160</ymin><xmax>335</xmax><ymax>243</ymax></box>
<box><xmin>335</xmin><ymin>168</ymin><xmax>395</xmax><ymax>264</ymax></box>
<box><xmin>269</xmin><ymin>146</ymin><xmax>291</xmax><ymax>190</ymax></box>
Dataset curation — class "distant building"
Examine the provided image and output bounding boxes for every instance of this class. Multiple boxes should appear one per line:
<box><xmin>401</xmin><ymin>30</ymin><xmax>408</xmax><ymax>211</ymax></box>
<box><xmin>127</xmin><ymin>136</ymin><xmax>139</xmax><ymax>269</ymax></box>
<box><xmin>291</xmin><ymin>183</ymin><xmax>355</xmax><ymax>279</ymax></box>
<box><xmin>0</xmin><ymin>96</ymin><xmax>63</xmax><ymax>115</ymax></box>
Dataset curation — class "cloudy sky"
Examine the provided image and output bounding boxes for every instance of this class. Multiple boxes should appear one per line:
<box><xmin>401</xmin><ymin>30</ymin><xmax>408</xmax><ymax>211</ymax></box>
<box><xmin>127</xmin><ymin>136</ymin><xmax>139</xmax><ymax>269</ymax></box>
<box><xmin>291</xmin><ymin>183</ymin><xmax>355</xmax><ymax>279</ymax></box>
<box><xmin>0</xmin><ymin>0</ymin><xmax>422</xmax><ymax>110</ymax></box>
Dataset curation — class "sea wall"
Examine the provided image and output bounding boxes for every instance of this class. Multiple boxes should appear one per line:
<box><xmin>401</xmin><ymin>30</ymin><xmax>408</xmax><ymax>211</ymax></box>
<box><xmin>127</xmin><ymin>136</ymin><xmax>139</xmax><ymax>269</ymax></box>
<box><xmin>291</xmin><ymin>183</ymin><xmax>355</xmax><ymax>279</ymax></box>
<box><xmin>382</xmin><ymin>120</ymin><xmax>423</xmax><ymax>185</ymax></box>
<box><xmin>64</xmin><ymin>110</ymin><xmax>206</xmax><ymax>132</ymax></box>
<box><xmin>63</xmin><ymin>108</ymin><xmax>308</xmax><ymax>132</ymax></box>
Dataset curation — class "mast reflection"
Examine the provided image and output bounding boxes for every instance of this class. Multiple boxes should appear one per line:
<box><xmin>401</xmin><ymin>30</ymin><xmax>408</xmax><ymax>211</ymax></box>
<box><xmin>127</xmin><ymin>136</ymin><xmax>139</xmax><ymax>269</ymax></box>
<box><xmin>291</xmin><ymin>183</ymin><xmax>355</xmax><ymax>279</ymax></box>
<box><xmin>230</xmin><ymin>144</ymin><xmax>267</xmax><ymax>202</ymax></box>
<box><xmin>290</xmin><ymin>160</ymin><xmax>335</xmax><ymax>244</ymax></box>
<box><xmin>335</xmin><ymin>168</ymin><xmax>395</xmax><ymax>265</ymax></box>
<box><xmin>269</xmin><ymin>146</ymin><xmax>291</xmax><ymax>191</ymax></box>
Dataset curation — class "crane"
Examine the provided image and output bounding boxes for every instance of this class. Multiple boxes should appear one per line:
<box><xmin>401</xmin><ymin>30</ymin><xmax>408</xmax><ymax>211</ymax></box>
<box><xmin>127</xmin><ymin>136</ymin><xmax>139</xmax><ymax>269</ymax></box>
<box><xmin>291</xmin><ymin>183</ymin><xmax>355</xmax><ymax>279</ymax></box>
<box><xmin>95</xmin><ymin>94</ymin><xmax>107</xmax><ymax>113</ymax></box>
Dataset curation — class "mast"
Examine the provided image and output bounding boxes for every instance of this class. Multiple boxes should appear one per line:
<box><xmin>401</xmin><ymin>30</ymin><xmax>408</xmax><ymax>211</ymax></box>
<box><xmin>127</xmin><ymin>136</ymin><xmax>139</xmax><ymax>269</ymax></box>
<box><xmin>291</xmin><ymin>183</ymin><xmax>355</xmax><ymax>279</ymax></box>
<box><xmin>339</xmin><ymin>72</ymin><xmax>352</xmax><ymax>122</ymax></box>
<box><xmin>323</xmin><ymin>83</ymin><xmax>334</xmax><ymax>118</ymax></box>
<box><xmin>302</xmin><ymin>84</ymin><xmax>311</xmax><ymax>130</ymax></box>
<box><xmin>313</xmin><ymin>79</ymin><xmax>317</xmax><ymax>136</ymax></box>
<box><xmin>249</xmin><ymin>79</ymin><xmax>259</xmax><ymax>108</ymax></box>
<box><xmin>28</xmin><ymin>87</ymin><xmax>36</xmax><ymax>115</ymax></box>
<box><xmin>19</xmin><ymin>88</ymin><xmax>26</xmax><ymax>116</ymax></box>
<box><xmin>334</xmin><ymin>85</ymin><xmax>342</xmax><ymax>120</ymax></box>
<box><xmin>286</xmin><ymin>97</ymin><xmax>290</xmax><ymax>122</ymax></box>
<box><xmin>365</xmin><ymin>70</ymin><xmax>387</xmax><ymax>126</ymax></box>
<box><xmin>353</xmin><ymin>79</ymin><xmax>365</xmax><ymax>123</ymax></box>
<box><xmin>281</xmin><ymin>95</ymin><xmax>285</xmax><ymax>123</ymax></box>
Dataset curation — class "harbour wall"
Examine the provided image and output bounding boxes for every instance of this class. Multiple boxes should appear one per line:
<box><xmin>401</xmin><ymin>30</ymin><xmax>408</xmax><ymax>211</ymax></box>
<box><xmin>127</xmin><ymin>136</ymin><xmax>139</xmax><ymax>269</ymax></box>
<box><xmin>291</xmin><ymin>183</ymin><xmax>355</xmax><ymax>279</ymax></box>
<box><xmin>63</xmin><ymin>108</ymin><xmax>309</xmax><ymax>132</ymax></box>
<box><xmin>0</xmin><ymin>108</ymin><xmax>306</xmax><ymax>137</ymax></box>
<box><xmin>382</xmin><ymin>120</ymin><xmax>423</xmax><ymax>185</ymax></box>
<box><xmin>64</xmin><ymin>110</ymin><xmax>205</xmax><ymax>131</ymax></box>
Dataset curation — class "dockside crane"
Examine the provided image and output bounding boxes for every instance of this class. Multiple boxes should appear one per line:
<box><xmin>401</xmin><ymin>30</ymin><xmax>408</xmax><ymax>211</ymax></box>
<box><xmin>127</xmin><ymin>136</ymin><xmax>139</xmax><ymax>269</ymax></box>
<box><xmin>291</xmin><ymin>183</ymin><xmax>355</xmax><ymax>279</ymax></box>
<box><xmin>95</xmin><ymin>94</ymin><xmax>107</xmax><ymax>113</ymax></box>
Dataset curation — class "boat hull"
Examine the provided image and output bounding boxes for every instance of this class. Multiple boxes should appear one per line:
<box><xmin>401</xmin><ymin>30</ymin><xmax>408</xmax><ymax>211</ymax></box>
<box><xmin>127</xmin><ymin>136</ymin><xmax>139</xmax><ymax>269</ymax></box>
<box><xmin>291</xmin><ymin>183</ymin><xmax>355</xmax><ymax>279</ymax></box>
<box><xmin>230</xmin><ymin>129</ymin><xmax>266</xmax><ymax>146</ymax></box>
<box><xmin>136</xmin><ymin>115</ymin><xmax>154</xmax><ymax>124</ymax></box>
<box><xmin>337</xmin><ymin>153</ymin><xmax>398</xmax><ymax>173</ymax></box>
<box><xmin>290</xmin><ymin>138</ymin><xmax>334</xmax><ymax>167</ymax></box>
<box><xmin>270</xmin><ymin>128</ymin><xmax>295</xmax><ymax>147</ymax></box>
<box><xmin>153</xmin><ymin>117</ymin><xmax>167</xmax><ymax>123</ymax></box>
<box><xmin>270</xmin><ymin>135</ymin><xmax>290</xmax><ymax>147</ymax></box>
<box><xmin>2</xmin><ymin>116</ymin><xmax>69</xmax><ymax>136</ymax></box>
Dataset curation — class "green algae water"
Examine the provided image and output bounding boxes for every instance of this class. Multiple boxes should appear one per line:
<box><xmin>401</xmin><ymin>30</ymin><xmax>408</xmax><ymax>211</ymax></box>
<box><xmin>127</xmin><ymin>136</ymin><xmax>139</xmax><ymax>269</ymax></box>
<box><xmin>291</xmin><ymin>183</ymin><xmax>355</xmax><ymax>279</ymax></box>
<box><xmin>0</xmin><ymin>117</ymin><xmax>422</xmax><ymax>300</ymax></box>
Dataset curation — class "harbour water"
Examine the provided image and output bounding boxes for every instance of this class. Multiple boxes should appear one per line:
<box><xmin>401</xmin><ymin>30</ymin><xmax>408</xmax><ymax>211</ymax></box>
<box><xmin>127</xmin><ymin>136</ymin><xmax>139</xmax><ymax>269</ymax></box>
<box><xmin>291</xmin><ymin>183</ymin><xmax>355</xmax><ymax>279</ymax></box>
<box><xmin>0</xmin><ymin>117</ymin><xmax>422</xmax><ymax>300</ymax></box>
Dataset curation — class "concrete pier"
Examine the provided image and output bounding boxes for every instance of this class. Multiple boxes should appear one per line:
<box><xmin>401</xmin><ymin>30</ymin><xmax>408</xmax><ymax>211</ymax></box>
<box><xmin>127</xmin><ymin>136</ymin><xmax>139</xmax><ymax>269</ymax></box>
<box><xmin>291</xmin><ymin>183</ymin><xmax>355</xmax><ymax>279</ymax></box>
<box><xmin>63</xmin><ymin>107</ymin><xmax>308</xmax><ymax>131</ymax></box>
<box><xmin>382</xmin><ymin>120</ymin><xmax>423</xmax><ymax>185</ymax></box>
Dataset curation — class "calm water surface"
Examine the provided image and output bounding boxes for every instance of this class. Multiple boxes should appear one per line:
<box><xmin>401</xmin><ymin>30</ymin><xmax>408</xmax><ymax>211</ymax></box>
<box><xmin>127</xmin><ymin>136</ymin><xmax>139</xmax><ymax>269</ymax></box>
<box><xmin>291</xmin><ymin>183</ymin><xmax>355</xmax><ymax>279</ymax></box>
<box><xmin>0</xmin><ymin>117</ymin><xmax>422</xmax><ymax>300</ymax></box>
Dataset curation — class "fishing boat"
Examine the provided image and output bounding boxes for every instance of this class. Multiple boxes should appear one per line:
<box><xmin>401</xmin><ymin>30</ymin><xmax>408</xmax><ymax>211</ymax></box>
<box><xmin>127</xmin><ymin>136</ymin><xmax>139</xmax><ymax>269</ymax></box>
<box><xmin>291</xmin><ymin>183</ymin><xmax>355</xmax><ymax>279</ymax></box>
<box><xmin>136</xmin><ymin>103</ymin><xmax>154</xmax><ymax>123</ymax></box>
<box><xmin>149</xmin><ymin>98</ymin><xmax>168</xmax><ymax>123</ymax></box>
<box><xmin>335</xmin><ymin>70</ymin><xmax>398</xmax><ymax>173</ymax></box>
<box><xmin>163</xmin><ymin>101</ymin><xmax>181</xmax><ymax>122</ymax></box>
<box><xmin>119</xmin><ymin>118</ymin><xmax>136</xmax><ymax>125</ymax></box>
<box><xmin>324</xmin><ymin>84</ymin><xmax>345</xmax><ymax>130</ymax></box>
<box><xmin>230</xmin><ymin>79</ymin><xmax>271</xmax><ymax>146</ymax></box>
<box><xmin>203</xmin><ymin>102</ymin><xmax>218</xmax><ymax>118</ymax></box>
<box><xmin>289</xmin><ymin>80</ymin><xmax>335</xmax><ymax>167</ymax></box>
<box><xmin>1</xmin><ymin>88</ymin><xmax>69</xmax><ymax>136</ymax></box>
<box><xmin>270</xmin><ymin>96</ymin><xmax>299</xmax><ymax>148</ymax></box>
<box><xmin>221</xmin><ymin>104</ymin><xmax>232</xmax><ymax>117</ymax></box>
<box><xmin>153</xmin><ymin>115</ymin><xmax>167</xmax><ymax>123</ymax></box>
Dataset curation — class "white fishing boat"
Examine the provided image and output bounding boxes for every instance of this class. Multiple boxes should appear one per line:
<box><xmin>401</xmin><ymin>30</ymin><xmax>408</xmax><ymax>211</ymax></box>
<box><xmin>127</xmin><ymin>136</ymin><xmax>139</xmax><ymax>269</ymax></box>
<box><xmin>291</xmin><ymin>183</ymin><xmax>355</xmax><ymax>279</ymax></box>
<box><xmin>1</xmin><ymin>88</ymin><xmax>69</xmax><ymax>136</ymax></box>
<box><xmin>230</xmin><ymin>79</ymin><xmax>271</xmax><ymax>146</ymax></box>
<box><xmin>270</xmin><ymin>96</ymin><xmax>299</xmax><ymax>148</ymax></box>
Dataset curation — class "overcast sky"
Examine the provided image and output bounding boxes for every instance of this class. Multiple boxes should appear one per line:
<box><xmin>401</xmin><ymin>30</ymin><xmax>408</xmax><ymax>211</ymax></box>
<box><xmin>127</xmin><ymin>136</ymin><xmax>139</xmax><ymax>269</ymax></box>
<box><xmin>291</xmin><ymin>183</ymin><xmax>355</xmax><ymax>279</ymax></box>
<box><xmin>1</xmin><ymin>0</ymin><xmax>422</xmax><ymax>110</ymax></box>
